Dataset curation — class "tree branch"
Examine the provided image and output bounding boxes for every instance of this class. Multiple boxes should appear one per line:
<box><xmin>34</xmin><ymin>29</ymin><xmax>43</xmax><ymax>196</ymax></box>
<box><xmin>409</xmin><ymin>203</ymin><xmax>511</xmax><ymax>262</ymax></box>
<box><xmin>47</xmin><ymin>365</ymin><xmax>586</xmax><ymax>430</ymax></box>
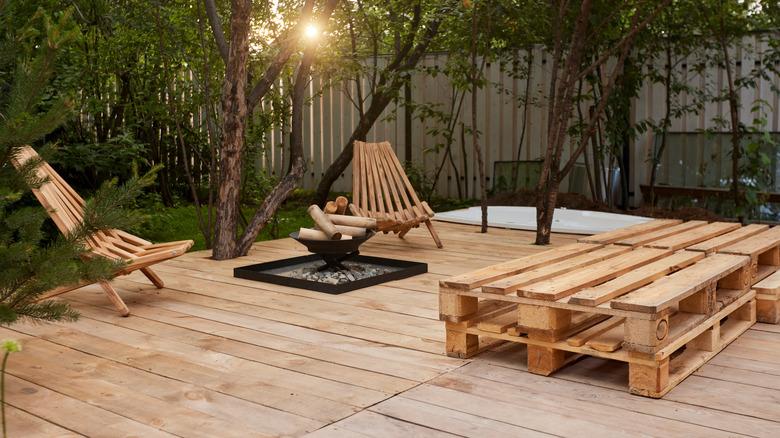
<box><xmin>204</xmin><ymin>0</ymin><xmax>228</xmax><ymax>64</ymax></box>
<box><xmin>246</xmin><ymin>0</ymin><xmax>317</xmax><ymax>112</ymax></box>
<box><xmin>572</xmin><ymin>0</ymin><xmax>671</xmax><ymax>85</ymax></box>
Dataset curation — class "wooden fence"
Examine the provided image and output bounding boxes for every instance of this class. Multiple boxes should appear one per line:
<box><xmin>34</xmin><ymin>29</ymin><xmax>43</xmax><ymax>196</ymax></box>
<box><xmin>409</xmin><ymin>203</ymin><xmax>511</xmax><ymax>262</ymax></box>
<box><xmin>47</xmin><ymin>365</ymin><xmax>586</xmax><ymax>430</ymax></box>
<box><xmin>255</xmin><ymin>35</ymin><xmax>780</xmax><ymax>205</ymax></box>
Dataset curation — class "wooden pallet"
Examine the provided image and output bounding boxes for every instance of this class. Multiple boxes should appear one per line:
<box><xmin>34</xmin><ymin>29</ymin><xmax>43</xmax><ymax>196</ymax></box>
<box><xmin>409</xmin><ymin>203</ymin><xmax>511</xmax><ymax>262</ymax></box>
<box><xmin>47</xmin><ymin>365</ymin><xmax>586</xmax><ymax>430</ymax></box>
<box><xmin>754</xmin><ymin>270</ymin><xmax>780</xmax><ymax>324</ymax></box>
<box><xmin>611</xmin><ymin>221</ymin><xmax>780</xmax><ymax>323</ymax></box>
<box><xmin>440</xmin><ymin>235</ymin><xmax>755</xmax><ymax>397</ymax></box>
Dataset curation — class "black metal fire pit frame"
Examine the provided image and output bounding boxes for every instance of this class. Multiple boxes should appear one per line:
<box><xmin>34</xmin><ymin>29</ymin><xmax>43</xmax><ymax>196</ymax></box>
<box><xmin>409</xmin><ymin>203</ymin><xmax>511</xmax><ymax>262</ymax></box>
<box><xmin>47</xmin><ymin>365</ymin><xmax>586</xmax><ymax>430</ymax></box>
<box><xmin>233</xmin><ymin>254</ymin><xmax>428</xmax><ymax>294</ymax></box>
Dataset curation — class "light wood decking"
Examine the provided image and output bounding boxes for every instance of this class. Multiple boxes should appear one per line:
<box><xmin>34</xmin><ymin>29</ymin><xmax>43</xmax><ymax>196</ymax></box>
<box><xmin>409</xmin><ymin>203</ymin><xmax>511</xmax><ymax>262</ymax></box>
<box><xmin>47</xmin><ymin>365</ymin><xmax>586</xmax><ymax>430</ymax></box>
<box><xmin>4</xmin><ymin>221</ymin><xmax>780</xmax><ymax>437</ymax></box>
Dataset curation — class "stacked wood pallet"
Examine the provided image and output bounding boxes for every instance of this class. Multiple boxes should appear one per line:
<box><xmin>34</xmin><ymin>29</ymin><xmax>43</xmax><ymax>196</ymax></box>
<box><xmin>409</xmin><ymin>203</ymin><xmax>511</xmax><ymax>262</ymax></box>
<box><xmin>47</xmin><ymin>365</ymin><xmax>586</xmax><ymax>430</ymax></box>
<box><xmin>439</xmin><ymin>219</ymin><xmax>770</xmax><ymax>397</ymax></box>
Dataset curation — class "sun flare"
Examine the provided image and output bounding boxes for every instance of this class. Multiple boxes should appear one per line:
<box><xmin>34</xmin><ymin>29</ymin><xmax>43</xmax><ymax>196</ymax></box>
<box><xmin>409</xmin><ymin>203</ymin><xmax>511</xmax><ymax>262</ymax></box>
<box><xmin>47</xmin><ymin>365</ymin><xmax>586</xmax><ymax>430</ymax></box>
<box><xmin>303</xmin><ymin>23</ymin><xmax>319</xmax><ymax>40</ymax></box>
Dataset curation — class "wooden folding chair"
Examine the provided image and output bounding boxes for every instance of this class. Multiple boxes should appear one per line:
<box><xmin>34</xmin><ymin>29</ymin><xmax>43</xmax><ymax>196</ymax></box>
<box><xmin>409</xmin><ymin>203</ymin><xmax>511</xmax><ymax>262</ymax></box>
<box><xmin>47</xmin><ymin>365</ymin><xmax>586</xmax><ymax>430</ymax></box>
<box><xmin>12</xmin><ymin>146</ymin><xmax>194</xmax><ymax>316</ymax></box>
<box><xmin>351</xmin><ymin>141</ymin><xmax>443</xmax><ymax>248</ymax></box>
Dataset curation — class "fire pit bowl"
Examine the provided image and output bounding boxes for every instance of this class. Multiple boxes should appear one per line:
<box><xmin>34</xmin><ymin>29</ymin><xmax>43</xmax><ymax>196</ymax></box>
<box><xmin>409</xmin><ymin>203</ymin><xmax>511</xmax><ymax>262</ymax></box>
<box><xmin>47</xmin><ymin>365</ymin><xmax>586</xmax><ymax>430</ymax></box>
<box><xmin>289</xmin><ymin>230</ymin><xmax>376</xmax><ymax>254</ymax></box>
<box><xmin>290</xmin><ymin>230</ymin><xmax>376</xmax><ymax>270</ymax></box>
<box><xmin>233</xmin><ymin>230</ymin><xmax>426</xmax><ymax>294</ymax></box>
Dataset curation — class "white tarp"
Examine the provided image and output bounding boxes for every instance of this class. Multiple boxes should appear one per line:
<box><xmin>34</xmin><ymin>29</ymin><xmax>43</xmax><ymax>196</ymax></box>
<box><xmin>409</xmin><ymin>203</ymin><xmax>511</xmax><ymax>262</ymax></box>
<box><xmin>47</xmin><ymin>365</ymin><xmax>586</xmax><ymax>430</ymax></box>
<box><xmin>434</xmin><ymin>206</ymin><xmax>650</xmax><ymax>235</ymax></box>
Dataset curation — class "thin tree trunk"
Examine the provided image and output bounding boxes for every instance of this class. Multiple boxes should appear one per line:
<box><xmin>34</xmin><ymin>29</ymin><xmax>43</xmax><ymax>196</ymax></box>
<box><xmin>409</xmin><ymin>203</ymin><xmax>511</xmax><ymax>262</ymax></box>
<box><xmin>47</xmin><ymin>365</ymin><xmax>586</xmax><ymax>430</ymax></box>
<box><xmin>470</xmin><ymin>2</ymin><xmax>488</xmax><ymax>233</ymax></box>
<box><xmin>720</xmin><ymin>36</ymin><xmax>742</xmax><ymax>221</ymax></box>
<box><xmin>648</xmin><ymin>43</ymin><xmax>673</xmax><ymax>208</ymax></box>
<box><xmin>212</xmin><ymin>0</ymin><xmax>252</xmax><ymax>260</ymax></box>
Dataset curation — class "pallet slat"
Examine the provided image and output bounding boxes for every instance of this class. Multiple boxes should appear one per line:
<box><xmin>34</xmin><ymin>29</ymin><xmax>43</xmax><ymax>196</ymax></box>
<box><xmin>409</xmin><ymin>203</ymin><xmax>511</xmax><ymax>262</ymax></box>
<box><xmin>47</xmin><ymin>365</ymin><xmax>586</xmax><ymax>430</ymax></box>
<box><xmin>519</xmin><ymin>247</ymin><xmax>672</xmax><ymax>301</ymax></box>
<box><xmin>720</xmin><ymin>226</ymin><xmax>780</xmax><ymax>257</ymax></box>
<box><xmin>441</xmin><ymin>220</ymin><xmax>762</xmax><ymax>398</ymax></box>
<box><xmin>567</xmin><ymin>251</ymin><xmax>704</xmax><ymax>306</ymax></box>
<box><xmin>610</xmin><ymin>254</ymin><xmax>749</xmax><ymax>314</ymax></box>
<box><xmin>577</xmin><ymin>219</ymin><xmax>682</xmax><ymax>244</ymax></box>
<box><xmin>482</xmin><ymin>246</ymin><xmax>630</xmax><ymax>295</ymax></box>
<box><xmin>616</xmin><ymin>221</ymin><xmax>708</xmax><ymax>248</ymax></box>
<box><xmin>645</xmin><ymin>222</ymin><xmax>741</xmax><ymax>251</ymax></box>
<box><xmin>686</xmin><ymin>224</ymin><xmax>769</xmax><ymax>254</ymax></box>
<box><xmin>441</xmin><ymin>242</ymin><xmax>601</xmax><ymax>290</ymax></box>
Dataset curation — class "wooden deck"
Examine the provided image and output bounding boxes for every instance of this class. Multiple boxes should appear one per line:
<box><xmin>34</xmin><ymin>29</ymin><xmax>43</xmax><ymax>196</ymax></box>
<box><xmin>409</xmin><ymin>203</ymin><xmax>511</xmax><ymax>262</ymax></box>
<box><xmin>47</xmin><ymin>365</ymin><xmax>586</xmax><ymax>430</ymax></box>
<box><xmin>5</xmin><ymin>221</ymin><xmax>780</xmax><ymax>437</ymax></box>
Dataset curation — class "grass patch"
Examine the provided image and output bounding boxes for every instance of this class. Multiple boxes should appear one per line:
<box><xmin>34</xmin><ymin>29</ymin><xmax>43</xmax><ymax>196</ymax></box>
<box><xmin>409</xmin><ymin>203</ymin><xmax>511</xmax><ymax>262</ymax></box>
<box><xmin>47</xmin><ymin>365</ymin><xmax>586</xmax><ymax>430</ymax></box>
<box><xmin>131</xmin><ymin>192</ymin><xmax>474</xmax><ymax>252</ymax></box>
<box><xmin>133</xmin><ymin>199</ymin><xmax>314</xmax><ymax>252</ymax></box>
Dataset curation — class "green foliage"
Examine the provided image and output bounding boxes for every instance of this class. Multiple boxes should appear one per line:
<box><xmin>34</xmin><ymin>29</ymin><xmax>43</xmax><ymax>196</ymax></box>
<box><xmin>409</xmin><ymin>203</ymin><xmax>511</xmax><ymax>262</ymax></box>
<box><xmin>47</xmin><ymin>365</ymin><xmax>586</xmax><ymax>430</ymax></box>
<box><xmin>0</xmin><ymin>4</ymin><xmax>155</xmax><ymax>325</ymax></box>
<box><xmin>50</xmin><ymin>133</ymin><xmax>148</xmax><ymax>189</ymax></box>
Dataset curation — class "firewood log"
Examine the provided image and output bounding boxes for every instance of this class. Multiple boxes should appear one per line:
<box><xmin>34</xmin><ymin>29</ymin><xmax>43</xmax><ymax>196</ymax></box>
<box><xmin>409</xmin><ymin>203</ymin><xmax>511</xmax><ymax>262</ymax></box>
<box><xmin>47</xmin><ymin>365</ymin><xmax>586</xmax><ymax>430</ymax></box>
<box><xmin>326</xmin><ymin>214</ymin><xmax>376</xmax><ymax>229</ymax></box>
<box><xmin>334</xmin><ymin>224</ymin><xmax>366</xmax><ymax>237</ymax></box>
<box><xmin>298</xmin><ymin>228</ymin><xmax>352</xmax><ymax>241</ymax></box>
<box><xmin>307</xmin><ymin>205</ymin><xmax>341</xmax><ymax>240</ymax></box>
<box><xmin>334</xmin><ymin>196</ymin><xmax>349</xmax><ymax>214</ymax></box>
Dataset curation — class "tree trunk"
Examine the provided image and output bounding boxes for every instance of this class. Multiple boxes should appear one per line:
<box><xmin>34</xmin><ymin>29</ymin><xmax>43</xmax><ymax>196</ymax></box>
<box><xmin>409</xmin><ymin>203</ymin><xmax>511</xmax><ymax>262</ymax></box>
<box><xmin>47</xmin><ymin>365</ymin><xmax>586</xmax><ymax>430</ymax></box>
<box><xmin>720</xmin><ymin>37</ymin><xmax>742</xmax><ymax>221</ymax></box>
<box><xmin>534</xmin><ymin>0</ymin><xmax>669</xmax><ymax>244</ymax></box>
<box><xmin>648</xmin><ymin>43</ymin><xmax>673</xmax><ymax>208</ymax></box>
<box><xmin>470</xmin><ymin>2</ymin><xmax>488</xmax><ymax>233</ymax></box>
<box><xmin>535</xmin><ymin>172</ymin><xmax>560</xmax><ymax>245</ymax></box>
<box><xmin>212</xmin><ymin>0</ymin><xmax>252</xmax><ymax>260</ymax></box>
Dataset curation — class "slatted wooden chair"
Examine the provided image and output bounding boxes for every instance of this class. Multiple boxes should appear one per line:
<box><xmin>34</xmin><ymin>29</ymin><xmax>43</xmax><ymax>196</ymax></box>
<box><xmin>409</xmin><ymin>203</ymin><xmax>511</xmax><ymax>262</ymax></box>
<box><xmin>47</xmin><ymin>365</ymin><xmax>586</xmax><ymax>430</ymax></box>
<box><xmin>351</xmin><ymin>140</ymin><xmax>442</xmax><ymax>248</ymax></box>
<box><xmin>12</xmin><ymin>146</ymin><xmax>194</xmax><ymax>316</ymax></box>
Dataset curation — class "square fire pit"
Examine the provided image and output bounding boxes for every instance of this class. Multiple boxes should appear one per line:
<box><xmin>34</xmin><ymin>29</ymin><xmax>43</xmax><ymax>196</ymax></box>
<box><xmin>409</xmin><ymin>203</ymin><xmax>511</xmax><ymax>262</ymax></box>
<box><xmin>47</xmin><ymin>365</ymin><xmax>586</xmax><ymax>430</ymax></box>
<box><xmin>234</xmin><ymin>254</ymin><xmax>428</xmax><ymax>294</ymax></box>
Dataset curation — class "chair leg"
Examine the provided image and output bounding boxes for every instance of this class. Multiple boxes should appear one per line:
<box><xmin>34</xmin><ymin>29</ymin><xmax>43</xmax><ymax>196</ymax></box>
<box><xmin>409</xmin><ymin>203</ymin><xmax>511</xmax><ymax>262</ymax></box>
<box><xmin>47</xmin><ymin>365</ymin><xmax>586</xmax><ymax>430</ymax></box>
<box><xmin>99</xmin><ymin>281</ymin><xmax>130</xmax><ymax>317</ymax></box>
<box><xmin>425</xmin><ymin>220</ymin><xmax>443</xmax><ymax>248</ymax></box>
<box><xmin>141</xmin><ymin>267</ymin><xmax>165</xmax><ymax>288</ymax></box>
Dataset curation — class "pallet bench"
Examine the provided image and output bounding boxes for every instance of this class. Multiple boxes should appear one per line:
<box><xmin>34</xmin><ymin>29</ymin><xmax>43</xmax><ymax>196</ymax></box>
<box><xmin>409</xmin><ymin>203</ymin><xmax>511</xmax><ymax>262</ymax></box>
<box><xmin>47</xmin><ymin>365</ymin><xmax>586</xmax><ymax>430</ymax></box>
<box><xmin>440</xmin><ymin>220</ymin><xmax>757</xmax><ymax>397</ymax></box>
<box><xmin>601</xmin><ymin>220</ymin><xmax>780</xmax><ymax>323</ymax></box>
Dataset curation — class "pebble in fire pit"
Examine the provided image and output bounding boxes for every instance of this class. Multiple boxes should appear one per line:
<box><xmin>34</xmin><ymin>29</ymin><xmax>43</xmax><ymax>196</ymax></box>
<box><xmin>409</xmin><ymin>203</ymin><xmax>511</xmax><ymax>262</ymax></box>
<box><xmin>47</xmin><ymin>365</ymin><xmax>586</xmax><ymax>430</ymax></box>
<box><xmin>282</xmin><ymin>261</ymin><xmax>399</xmax><ymax>285</ymax></box>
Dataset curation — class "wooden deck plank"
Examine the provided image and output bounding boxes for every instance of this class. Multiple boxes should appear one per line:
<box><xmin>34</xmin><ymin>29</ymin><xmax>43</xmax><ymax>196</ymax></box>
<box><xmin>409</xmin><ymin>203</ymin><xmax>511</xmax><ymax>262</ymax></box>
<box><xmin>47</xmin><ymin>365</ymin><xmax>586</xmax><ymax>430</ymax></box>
<box><xmin>316</xmin><ymin>410</ymin><xmax>459</xmax><ymax>437</ymax></box>
<box><xmin>11</xmin><ymin>317</ymin><xmax>392</xmax><ymax>411</ymax></box>
<box><xmin>5</xmin><ymin>404</ymin><xmax>82</xmax><ymax>438</ymax></box>
<box><xmin>369</xmin><ymin>395</ymin><xmax>554</xmax><ymax>437</ymax></box>
<box><xmin>67</xmin><ymin>300</ymin><xmax>419</xmax><ymax>393</ymax></box>
<box><xmin>68</xmin><ymin>284</ymin><xmax>459</xmax><ymax>380</ymax></box>
<box><xmin>430</xmin><ymin>366</ymin><xmax>742</xmax><ymax>437</ymax></box>
<box><xmin>6</xmin><ymin>373</ymin><xmax>175</xmax><ymax>438</ymax></box>
<box><xmin>0</xmin><ymin>330</ymin><xmax>270</xmax><ymax>438</ymax></box>
<box><xmin>459</xmin><ymin>360</ymin><xmax>780</xmax><ymax>437</ymax></box>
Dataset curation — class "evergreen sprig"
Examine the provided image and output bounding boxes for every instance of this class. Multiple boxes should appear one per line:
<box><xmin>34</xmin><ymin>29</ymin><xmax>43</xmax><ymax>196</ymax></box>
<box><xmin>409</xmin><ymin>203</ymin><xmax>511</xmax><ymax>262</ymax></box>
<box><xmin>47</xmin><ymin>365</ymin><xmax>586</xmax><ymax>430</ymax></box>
<box><xmin>0</xmin><ymin>5</ymin><xmax>155</xmax><ymax>325</ymax></box>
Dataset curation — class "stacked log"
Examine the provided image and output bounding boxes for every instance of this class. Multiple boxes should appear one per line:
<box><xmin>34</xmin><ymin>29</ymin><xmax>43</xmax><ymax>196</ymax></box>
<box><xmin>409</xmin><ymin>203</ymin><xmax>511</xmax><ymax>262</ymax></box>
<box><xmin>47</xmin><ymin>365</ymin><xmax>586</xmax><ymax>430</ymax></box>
<box><xmin>298</xmin><ymin>200</ymin><xmax>373</xmax><ymax>241</ymax></box>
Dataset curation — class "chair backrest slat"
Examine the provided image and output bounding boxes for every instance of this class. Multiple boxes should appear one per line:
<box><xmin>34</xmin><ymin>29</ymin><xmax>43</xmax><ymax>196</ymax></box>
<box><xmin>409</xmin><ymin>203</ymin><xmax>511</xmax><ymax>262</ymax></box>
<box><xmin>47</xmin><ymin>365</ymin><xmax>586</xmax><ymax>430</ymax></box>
<box><xmin>13</xmin><ymin>147</ymin><xmax>86</xmax><ymax>235</ymax></box>
<box><xmin>11</xmin><ymin>146</ymin><xmax>145</xmax><ymax>258</ymax></box>
<box><xmin>353</xmin><ymin>141</ymin><xmax>426</xmax><ymax>220</ymax></box>
<box><xmin>376</xmin><ymin>143</ymin><xmax>416</xmax><ymax>220</ymax></box>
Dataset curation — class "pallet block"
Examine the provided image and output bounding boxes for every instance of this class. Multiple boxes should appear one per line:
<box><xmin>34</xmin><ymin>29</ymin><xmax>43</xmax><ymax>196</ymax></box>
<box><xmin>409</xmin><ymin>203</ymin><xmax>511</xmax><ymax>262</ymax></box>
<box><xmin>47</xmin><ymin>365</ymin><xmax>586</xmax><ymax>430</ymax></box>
<box><xmin>717</xmin><ymin>227</ymin><xmax>780</xmax><ymax>323</ymax></box>
<box><xmin>440</xmin><ymin>241</ymin><xmax>755</xmax><ymax>397</ymax></box>
<box><xmin>754</xmin><ymin>270</ymin><xmax>780</xmax><ymax>324</ymax></box>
